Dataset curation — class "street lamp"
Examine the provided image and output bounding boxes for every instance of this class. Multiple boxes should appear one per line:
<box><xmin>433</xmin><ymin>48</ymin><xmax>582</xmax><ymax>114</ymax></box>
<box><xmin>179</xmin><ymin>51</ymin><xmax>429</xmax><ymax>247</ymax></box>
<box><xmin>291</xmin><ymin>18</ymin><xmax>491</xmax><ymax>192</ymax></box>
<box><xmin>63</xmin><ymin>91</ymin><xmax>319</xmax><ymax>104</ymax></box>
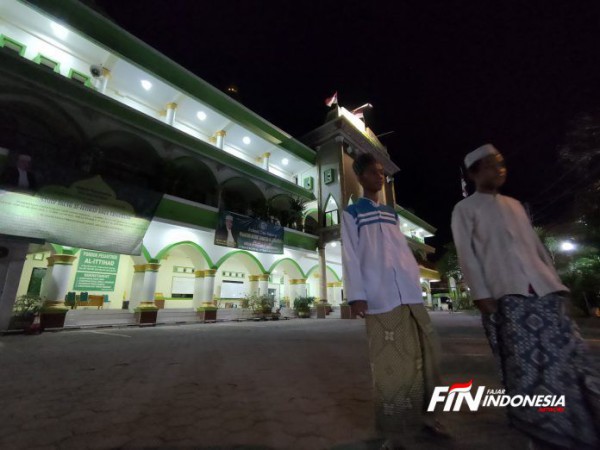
<box><xmin>560</xmin><ymin>241</ymin><xmax>576</xmax><ymax>252</ymax></box>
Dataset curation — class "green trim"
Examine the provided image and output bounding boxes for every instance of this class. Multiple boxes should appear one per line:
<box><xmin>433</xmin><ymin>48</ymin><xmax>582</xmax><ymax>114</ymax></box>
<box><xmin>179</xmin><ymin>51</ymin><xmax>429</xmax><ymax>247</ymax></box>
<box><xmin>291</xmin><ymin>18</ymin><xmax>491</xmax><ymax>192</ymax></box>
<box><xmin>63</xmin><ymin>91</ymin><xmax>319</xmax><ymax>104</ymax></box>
<box><xmin>67</xmin><ymin>68</ymin><xmax>93</xmax><ymax>87</ymax></box>
<box><xmin>268</xmin><ymin>258</ymin><xmax>306</xmax><ymax>278</ymax></box>
<box><xmin>395</xmin><ymin>205</ymin><xmax>437</xmax><ymax>234</ymax></box>
<box><xmin>33</xmin><ymin>53</ymin><xmax>60</xmax><ymax>73</ymax></box>
<box><xmin>134</xmin><ymin>305</ymin><xmax>158</xmax><ymax>312</ymax></box>
<box><xmin>23</xmin><ymin>0</ymin><xmax>316</xmax><ymax>165</ymax></box>
<box><xmin>154</xmin><ymin>240</ymin><xmax>214</xmax><ymax>268</ymax></box>
<box><xmin>214</xmin><ymin>250</ymin><xmax>267</xmax><ymax>274</ymax></box>
<box><xmin>283</xmin><ymin>231</ymin><xmax>318</xmax><ymax>251</ymax></box>
<box><xmin>305</xmin><ymin>264</ymin><xmax>341</xmax><ymax>282</ymax></box>
<box><xmin>0</xmin><ymin>53</ymin><xmax>314</xmax><ymax>201</ymax></box>
<box><xmin>303</xmin><ymin>208</ymin><xmax>318</xmax><ymax>218</ymax></box>
<box><xmin>0</xmin><ymin>35</ymin><xmax>27</xmax><ymax>56</ymax></box>
<box><xmin>141</xmin><ymin>246</ymin><xmax>152</xmax><ymax>263</ymax></box>
<box><xmin>154</xmin><ymin>197</ymin><xmax>219</xmax><ymax>229</ymax></box>
<box><xmin>49</xmin><ymin>244</ymin><xmax>63</xmax><ymax>254</ymax></box>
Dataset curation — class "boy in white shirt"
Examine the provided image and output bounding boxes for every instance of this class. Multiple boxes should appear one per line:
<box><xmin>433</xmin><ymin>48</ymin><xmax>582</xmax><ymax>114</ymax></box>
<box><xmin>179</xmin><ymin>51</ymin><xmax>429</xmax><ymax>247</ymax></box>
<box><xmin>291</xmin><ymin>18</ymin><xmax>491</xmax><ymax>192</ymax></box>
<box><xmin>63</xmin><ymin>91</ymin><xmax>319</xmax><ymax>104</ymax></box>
<box><xmin>342</xmin><ymin>153</ymin><xmax>448</xmax><ymax>449</ymax></box>
<box><xmin>452</xmin><ymin>144</ymin><xmax>599</xmax><ymax>450</ymax></box>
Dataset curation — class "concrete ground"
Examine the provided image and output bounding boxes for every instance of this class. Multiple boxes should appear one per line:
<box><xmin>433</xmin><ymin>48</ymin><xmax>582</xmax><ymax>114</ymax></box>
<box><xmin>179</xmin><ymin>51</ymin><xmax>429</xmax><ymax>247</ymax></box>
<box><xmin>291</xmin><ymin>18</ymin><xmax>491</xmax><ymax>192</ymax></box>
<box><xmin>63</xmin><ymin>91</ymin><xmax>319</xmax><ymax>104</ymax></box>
<box><xmin>0</xmin><ymin>312</ymin><xmax>598</xmax><ymax>450</ymax></box>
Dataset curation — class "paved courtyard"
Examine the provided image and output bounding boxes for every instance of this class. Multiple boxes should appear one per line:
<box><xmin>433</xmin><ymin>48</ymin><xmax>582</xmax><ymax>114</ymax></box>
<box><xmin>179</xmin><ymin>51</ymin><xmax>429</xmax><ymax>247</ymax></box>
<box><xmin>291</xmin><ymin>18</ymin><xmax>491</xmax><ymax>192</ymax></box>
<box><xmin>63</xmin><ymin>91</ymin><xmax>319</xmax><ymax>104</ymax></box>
<box><xmin>0</xmin><ymin>312</ymin><xmax>598</xmax><ymax>449</ymax></box>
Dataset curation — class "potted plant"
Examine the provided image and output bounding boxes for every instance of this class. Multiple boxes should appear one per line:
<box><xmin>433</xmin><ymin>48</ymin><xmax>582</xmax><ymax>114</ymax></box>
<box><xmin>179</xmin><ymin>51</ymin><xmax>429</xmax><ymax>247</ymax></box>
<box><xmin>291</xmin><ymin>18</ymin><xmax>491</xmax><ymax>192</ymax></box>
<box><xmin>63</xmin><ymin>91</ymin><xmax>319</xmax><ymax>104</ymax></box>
<box><xmin>293</xmin><ymin>296</ymin><xmax>315</xmax><ymax>318</ymax></box>
<box><xmin>9</xmin><ymin>294</ymin><xmax>43</xmax><ymax>332</ymax></box>
<box><xmin>289</xmin><ymin>197</ymin><xmax>308</xmax><ymax>231</ymax></box>
<box><xmin>197</xmin><ymin>302</ymin><xmax>218</xmax><ymax>322</ymax></box>
<box><xmin>134</xmin><ymin>303</ymin><xmax>159</xmax><ymax>326</ymax></box>
<box><xmin>246</xmin><ymin>294</ymin><xmax>274</xmax><ymax>320</ymax></box>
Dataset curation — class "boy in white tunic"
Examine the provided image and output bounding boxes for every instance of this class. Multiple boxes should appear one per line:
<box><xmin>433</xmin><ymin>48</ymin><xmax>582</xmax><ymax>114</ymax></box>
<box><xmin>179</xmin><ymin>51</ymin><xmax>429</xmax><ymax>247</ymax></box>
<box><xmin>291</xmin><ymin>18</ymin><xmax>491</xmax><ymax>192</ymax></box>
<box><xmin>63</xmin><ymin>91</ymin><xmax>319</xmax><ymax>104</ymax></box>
<box><xmin>342</xmin><ymin>153</ymin><xmax>448</xmax><ymax>449</ymax></box>
<box><xmin>452</xmin><ymin>144</ymin><xmax>599</xmax><ymax>450</ymax></box>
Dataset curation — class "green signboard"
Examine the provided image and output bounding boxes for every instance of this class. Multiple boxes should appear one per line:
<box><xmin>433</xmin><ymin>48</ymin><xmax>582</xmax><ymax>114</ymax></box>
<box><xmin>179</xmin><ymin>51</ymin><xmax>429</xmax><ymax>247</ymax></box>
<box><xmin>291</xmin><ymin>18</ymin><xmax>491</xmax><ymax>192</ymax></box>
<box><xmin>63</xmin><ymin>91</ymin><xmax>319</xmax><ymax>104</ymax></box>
<box><xmin>73</xmin><ymin>250</ymin><xmax>120</xmax><ymax>292</ymax></box>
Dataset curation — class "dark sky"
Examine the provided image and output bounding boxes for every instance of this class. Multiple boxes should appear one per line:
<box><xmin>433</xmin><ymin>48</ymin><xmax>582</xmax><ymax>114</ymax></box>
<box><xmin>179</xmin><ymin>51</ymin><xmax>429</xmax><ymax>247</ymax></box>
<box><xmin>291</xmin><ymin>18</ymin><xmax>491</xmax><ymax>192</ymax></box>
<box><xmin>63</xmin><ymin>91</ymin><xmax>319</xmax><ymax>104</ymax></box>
<box><xmin>94</xmin><ymin>0</ymin><xmax>600</xmax><ymax>253</ymax></box>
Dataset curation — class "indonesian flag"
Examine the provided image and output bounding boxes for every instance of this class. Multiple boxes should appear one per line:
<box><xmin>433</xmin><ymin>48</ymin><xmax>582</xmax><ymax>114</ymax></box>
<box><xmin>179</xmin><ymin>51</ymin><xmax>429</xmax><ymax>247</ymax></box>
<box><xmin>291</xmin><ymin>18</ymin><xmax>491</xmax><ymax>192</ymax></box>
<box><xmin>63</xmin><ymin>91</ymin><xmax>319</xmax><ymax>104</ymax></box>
<box><xmin>325</xmin><ymin>91</ymin><xmax>338</xmax><ymax>107</ymax></box>
<box><xmin>352</xmin><ymin>103</ymin><xmax>373</xmax><ymax>121</ymax></box>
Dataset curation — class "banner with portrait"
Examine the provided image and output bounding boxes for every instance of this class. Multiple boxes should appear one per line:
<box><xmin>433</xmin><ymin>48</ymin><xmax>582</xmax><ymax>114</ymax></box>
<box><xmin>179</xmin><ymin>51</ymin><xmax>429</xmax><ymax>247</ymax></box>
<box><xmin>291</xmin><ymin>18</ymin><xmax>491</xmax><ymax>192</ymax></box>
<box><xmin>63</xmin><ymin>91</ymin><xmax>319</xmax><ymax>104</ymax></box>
<box><xmin>214</xmin><ymin>210</ymin><xmax>284</xmax><ymax>254</ymax></box>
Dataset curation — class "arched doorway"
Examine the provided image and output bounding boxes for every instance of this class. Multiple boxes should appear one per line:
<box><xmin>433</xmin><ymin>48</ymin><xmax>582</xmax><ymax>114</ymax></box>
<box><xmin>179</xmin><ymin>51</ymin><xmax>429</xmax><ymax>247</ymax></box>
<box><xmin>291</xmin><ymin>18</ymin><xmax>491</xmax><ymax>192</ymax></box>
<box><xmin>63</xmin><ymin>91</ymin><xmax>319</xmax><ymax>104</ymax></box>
<box><xmin>220</xmin><ymin>177</ymin><xmax>266</xmax><ymax>218</ymax></box>
<box><xmin>163</xmin><ymin>156</ymin><xmax>218</xmax><ymax>206</ymax></box>
<box><xmin>215</xmin><ymin>251</ymin><xmax>265</xmax><ymax>308</ymax></box>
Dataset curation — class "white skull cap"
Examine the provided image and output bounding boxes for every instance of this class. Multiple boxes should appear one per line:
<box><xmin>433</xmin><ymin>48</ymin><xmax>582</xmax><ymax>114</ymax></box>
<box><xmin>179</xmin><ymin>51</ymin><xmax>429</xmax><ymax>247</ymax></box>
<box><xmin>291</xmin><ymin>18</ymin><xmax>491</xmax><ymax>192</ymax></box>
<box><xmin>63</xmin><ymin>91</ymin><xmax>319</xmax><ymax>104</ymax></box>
<box><xmin>464</xmin><ymin>144</ymin><xmax>499</xmax><ymax>169</ymax></box>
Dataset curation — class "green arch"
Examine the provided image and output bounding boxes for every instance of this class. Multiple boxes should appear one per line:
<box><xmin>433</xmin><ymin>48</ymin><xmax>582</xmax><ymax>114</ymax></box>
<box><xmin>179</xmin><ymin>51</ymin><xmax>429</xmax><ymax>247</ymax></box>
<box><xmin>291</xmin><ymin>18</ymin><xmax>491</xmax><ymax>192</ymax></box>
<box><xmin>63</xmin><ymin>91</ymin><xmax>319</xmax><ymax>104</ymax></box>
<box><xmin>154</xmin><ymin>241</ymin><xmax>214</xmax><ymax>267</ymax></box>
<box><xmin>305</xmin><ymin>264</ymin><xmax>341</xmax><ymax>281</ymax></box>
<box><xmin>303</xmin><ymin>208</ymin><xmax>318</xmax><ymax>218</ymax></box>
<box><xmin>214</xmin><ymin>250</ymin><xmax>267</xmax><ymax>273</ymax></box>
<box><xmin>268</xmin><ymin>258</ymin><xmax>306</xmax><ymax>278</ymax></box>
<box><xmin>141</xmin><ymin>245</ymin><xmax>152</xmax><ymax>262</ymax></box>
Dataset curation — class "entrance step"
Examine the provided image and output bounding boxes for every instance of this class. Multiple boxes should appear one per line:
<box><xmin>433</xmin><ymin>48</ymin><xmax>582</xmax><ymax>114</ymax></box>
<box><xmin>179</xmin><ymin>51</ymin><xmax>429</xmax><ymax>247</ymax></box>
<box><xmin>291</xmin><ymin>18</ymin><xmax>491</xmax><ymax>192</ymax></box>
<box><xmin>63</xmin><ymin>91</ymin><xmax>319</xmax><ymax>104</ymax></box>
<box><xmin>156</xmin><ymin>309</ymin><xmax>198</xmax><ymax>324</ymax></box>
<box><xmin>64</xmin><ymin>309</ymin><xmax>136</xmax><ymax>328</ymax></box>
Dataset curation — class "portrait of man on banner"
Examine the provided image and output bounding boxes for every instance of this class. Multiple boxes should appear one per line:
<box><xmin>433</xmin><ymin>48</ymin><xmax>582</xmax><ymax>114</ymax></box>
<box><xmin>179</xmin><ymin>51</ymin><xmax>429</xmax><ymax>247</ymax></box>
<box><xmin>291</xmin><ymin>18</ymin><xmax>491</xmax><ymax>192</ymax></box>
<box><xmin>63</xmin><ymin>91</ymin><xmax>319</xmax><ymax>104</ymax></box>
<box><xmin>215</xmin><ymin>213</ymin><xmax>239</xmax><ymax>248</ymax></box>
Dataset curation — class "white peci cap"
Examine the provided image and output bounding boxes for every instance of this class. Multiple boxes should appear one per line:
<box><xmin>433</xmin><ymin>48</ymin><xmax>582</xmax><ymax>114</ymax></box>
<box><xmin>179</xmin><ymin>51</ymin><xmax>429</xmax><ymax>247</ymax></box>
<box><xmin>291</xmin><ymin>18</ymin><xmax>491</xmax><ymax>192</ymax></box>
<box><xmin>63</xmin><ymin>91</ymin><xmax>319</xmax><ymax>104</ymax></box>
<box><xmin>464</xmin><ymin>144</ymin><xmax>499</xmax><ymax>169</ymax></box>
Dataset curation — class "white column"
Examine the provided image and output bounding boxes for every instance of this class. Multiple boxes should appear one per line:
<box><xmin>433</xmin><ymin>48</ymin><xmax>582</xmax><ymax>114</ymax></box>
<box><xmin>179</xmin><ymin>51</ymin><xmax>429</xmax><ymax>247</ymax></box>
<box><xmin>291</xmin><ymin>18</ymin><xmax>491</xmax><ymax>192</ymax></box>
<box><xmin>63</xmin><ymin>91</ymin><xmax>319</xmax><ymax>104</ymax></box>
<box><xmin>140</xmin><ymin>263</ymin><xmax>160</xmax><ymax>307</ymax></box>
<box><xmin>319</xmin><ymin>246</ymin><xmax>328</xmax><ymax>303</ymax></box>
<box><xmin>258</xmin><ymin>274</ymin><xmax>269</xmax><ymax>296</ymax></box>
<box><xmin>128</xmin><ymin>264</ymin><xmax>146</xmax><ymax>310</ymax></box>
<box><xmin>248</xmin><ymin>275</ymin><xmax>259</xmax><ymax>296</ymax></box>
<box><xmin>334</xmin><ymin>282</ymin><xmax>342</xmax><ymax>305</ymax></box>
<box><xmin>327</xmin><ymin>283</ymin><xmax>334</xmax><ymax>305</ymax></box>
<box><xmin>96</xmin><ymin>68</ymin><xmax>110</xmax><ymax>94</ymax></box>
<box><xmin>290</xmin><ymin>279</ymin><xmax>307</xmax><ymax>299</ymax></box>
<box><xmin>39</xmin><ymin>263</ymin><xmax>54</xmax><ymax>301</ymax></box>
<box><xmin>202</xmin><ymin>269</ymin><xmax>216</xmax><ymax>304</ymax></box>
<box><xmin>262</xmin><ymin>152</ymin><xmax>271</xmax><ymax>171</ymax></box>
<box><xmin>43</xmin><ymin>254</ymin><xmax>77</xmax><ymax>307</ymax></box>
<box><xmin>0</xmin><ymin>240</ymin><xmax>29</xmax><ymax>331</ymax></box>
<box><xmin>192</xmin><ymin>270</ymin><xmax>205</xmax><ymax>309</ymax></box>
<box><xmin>165</xmin><ymin>102</ymin><xmax>177</xmax><ymax>125</ymax></box>
<box><xmin>216</xmin><ymin>130</ymin><xmax>226</xmax><ymax>149</ymax></box>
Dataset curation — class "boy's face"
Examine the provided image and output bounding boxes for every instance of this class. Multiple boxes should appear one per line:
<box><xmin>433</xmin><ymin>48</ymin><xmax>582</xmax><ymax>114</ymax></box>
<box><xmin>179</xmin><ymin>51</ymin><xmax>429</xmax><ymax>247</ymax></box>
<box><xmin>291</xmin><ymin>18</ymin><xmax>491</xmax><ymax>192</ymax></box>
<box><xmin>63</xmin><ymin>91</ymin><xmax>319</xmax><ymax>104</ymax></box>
<box><xmin>470</xmin><ymin>153</ymin><xmax>507</xmax><ymax>190</ymax></box>
<box><xmin>358</xmin><ymin>162</ymin><xmax>385</xmax><ymax>192</ymax></box>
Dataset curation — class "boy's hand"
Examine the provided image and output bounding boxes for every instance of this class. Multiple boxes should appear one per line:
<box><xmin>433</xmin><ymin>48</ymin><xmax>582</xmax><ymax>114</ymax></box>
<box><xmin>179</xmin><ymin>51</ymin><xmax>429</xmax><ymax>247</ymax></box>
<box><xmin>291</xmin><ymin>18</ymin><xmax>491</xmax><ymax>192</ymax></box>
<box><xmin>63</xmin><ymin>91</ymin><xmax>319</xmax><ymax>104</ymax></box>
<box><xmin>474</xmin><ymin>298</ymin><xmax>497</xmax><ymax>314</ymax></box>
<box><xmin>350</xmin><ymin>300</ymin><xmax>368</xmax><ymax>318</ymax></box>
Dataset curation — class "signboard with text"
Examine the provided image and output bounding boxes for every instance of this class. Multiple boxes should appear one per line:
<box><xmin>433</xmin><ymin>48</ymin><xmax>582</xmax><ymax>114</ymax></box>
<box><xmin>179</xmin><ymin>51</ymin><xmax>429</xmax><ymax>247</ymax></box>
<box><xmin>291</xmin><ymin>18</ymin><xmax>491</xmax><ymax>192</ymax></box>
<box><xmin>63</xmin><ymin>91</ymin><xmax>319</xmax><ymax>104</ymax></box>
<box><xmin>73</xmin><ymin>249</ymin><xmax>120</xmax><ymax>292</ymax></box>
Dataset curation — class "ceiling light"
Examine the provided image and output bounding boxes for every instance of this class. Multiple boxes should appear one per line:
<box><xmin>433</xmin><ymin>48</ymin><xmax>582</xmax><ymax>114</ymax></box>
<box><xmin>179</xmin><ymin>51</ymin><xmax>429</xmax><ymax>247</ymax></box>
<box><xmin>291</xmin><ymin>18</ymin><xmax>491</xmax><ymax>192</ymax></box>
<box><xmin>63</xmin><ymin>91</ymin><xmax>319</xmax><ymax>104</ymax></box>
<box><xmin>141</xmin><ymin>80</ymin><xmax>152</xmax><ymax>90</ymax></box>
<box><xmin>197</xmin><ymin>111</ymin><xmax>207</xmax><ymax>121</ymax></box>
<box><xmin>242</xmin><ymin>136</ymin><xmax>251</xmax><ymax>145</ymax></box>
<box><xmin>330</xmin><ymin>242</ymin><xmax>337</xmax><ymax>248</ymax></box>
<box><xmin>282</xmin><ymin>158</ymin><xmax>289</xmax><ymax>166</ymax></box>
<box><xmin>51</xmin><ymin>22</ymin><xmax>69</xmax><ymax>39</ymax></box>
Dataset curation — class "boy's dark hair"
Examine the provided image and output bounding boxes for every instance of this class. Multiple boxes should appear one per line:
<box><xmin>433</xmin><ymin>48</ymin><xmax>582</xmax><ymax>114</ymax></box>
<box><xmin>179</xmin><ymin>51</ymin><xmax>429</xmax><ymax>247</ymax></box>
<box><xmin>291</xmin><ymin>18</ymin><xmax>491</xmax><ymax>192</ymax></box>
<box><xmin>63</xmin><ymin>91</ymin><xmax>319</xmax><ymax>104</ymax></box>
<box><xmin>352</xmin><ymin>153</ymin><xmax>378</xmax><ymax>176</ymax></box>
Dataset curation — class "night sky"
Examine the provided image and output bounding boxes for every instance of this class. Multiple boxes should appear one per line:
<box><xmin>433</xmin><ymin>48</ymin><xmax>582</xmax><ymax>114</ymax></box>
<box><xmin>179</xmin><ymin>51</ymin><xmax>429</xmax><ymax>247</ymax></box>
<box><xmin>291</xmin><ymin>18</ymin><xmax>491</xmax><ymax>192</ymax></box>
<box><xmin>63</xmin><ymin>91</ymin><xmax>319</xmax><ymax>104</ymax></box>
<box><xmin>94</xmin><ymin>0</ymin><xmax>600</xmax><ymax>254</ymax></box>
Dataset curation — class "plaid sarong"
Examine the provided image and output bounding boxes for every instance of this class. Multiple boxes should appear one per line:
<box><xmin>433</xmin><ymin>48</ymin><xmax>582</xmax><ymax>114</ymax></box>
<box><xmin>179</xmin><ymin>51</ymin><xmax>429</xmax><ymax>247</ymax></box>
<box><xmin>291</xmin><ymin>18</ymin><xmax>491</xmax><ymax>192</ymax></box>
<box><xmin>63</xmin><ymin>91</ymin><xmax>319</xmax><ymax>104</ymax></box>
<box><xmin>365</xmin><ymin>304</ymin><xmax>442</xmax><ymax>440</ymax></box>
<box><xmin>482</xmin><ymin>293</ymin><xmax>600</xmax><ymax>448</ymax></box>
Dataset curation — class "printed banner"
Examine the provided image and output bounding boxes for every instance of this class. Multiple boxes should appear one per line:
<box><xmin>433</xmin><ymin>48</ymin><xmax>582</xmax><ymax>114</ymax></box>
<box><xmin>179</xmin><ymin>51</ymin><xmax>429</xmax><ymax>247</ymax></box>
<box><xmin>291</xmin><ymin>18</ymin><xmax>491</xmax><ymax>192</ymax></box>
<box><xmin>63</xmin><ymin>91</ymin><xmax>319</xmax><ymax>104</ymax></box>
<box><xmin>0</xmin><ymin>175</ymin><xmax>161</xmax><ymax>255</ymax></box>
<box><xmin>215</xmin><ymin>210</ymin><xmax>284</xmax><ymax>254</ymax></box>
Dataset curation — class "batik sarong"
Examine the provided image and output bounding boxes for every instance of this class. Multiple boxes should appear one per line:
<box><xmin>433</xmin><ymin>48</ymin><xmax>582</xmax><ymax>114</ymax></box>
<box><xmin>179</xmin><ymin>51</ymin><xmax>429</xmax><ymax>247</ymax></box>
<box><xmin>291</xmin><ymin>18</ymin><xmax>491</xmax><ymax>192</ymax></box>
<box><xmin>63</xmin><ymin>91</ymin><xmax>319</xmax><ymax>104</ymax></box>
<box><xmin>482</xmin><ymin>292</ymin><xmax>600</xmax><ymax>448</ymax></box>
<box><xmin>365</xmin><ymin>304</ymin><xmax>442</xmax><ymax>440</ymax></box>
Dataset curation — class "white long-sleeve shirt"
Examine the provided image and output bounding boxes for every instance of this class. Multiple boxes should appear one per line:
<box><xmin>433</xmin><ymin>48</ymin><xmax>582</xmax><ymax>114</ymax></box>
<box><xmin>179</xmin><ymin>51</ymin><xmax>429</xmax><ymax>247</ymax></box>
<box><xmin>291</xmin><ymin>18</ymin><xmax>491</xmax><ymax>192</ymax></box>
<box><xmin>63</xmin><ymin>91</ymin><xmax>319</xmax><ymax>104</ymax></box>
<box><xmin>451</xmin><ymin>192</ymin><xmax>568</xmax><ymax>301</ymax></box>
<box><xmin>341</xmin><ymin>197</ymin><xmax>423</xmax><ymax>314</ymax></box>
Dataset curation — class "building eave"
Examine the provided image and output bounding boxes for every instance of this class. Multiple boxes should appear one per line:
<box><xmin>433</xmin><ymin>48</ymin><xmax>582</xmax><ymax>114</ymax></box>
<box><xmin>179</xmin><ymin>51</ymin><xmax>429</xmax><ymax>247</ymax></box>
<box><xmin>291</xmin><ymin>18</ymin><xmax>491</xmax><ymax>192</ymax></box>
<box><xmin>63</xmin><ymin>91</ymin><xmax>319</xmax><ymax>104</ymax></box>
<box><xmin>21</xmin><ymin>0</ymin><xmax>316</xmax><ymax>165</ymax></box>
